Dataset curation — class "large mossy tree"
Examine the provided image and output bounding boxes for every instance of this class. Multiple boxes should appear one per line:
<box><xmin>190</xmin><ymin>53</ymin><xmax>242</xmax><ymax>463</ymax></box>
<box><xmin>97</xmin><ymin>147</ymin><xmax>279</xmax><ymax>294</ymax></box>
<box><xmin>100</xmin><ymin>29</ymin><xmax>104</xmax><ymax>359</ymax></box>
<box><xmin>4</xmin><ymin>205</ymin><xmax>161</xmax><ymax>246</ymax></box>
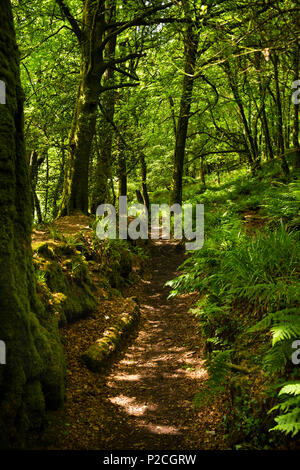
<box><xmin>56</xmin><ymin>0</ymin><xmax>174</xmax><ymax>216</ymax></box>
<box><xmin>0</xmin><ymin>0</ymin><xmax>65</xmax><ymax>448</ymax></box>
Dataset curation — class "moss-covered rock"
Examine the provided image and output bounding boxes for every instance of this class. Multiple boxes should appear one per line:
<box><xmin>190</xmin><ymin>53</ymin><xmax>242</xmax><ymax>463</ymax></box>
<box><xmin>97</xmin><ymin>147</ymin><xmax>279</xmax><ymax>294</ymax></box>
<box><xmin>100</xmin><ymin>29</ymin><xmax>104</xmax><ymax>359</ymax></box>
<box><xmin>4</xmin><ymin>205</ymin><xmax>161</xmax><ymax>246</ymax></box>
<box><xmin>81</xmin><ymin>298</ymin><xmax>140</xmax><ymax>372</ymax></box>
<box><xmin>33</xmin><ymin>243</ymin><xmax>97</xmax><ymax>325</ymax></box>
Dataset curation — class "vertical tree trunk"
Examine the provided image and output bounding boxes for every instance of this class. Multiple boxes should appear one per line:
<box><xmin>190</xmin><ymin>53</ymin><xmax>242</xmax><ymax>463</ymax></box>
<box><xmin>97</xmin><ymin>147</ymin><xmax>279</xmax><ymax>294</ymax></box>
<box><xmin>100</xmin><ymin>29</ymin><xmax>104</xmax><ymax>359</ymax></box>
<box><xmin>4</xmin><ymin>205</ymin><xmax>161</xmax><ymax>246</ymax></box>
<box><xmin>258</xmin><ymin>80</ymin><xmax>274</xmax><ymax>161</ymax></box>
<box><xmin>199</xmin><ymin>155</ymin><xmax>206</xmax><ymax>186</ymax></box>
<box><xmin>58</xmin><ymin>1</ymin><xmax>106</xmax><ymax>216</ymax></box>
<box><xmin>223</xmin><ymin>61</ymin><xmax>260</xmax><ymax>172</ymax></box>
<box><xmin>272</xmin><ymin>53</ymin><xmax>289</xmax><ymax>176</ymax></box>
<box><xmin>33</xmin><ymin>190</ymin><xmax>43</xmax><ymax>224</ymax></box>
<box><xmin>170</xmin><ymin>0</ymin><xmax>199</xmax><ymax>206</ymax></box>
<box><xmin>261</xmin><ymin>105</ymin><xmax>274</xmax><ymax>161</ymax></box>
<box><xmin>29</xmin><ymin>150</ymin><xmax>44</xmax><ymax>224</ymax></box>
<box><xmin>52</xmin><ymin>145</ymin><xmax>65</xmax><ymax>219</ymax></box>
<box><xmin>57</xmin><ymin>0</ymin><xmax>171</xmax><ymax>215</ymax></box>
<box><xmin>92</xmin><ymin>118</ymin><xmax>114</xmax><ymax>212</ymax></box>
<box><xmin>44</xmin><ymin>150</ymin><xmax>49</xmax><ymax>219</ymax></box>
<box><xmin>92</xmin><ymin>1</ymin><xmax>116</xmax><ymax>213</ymax></box>
<box><xmin>135</xmin><ymin>189</ymin><xmax>144</xmax><ymax>204</ymax></box>
<box><xmin>0</xmin><ymin>1</ymin><xmax>64</xmax><ymax>448</ymax></box>
<box><xmin>110</xmin><ymin>176</ymin><xmax>116</xmax><ymax>206</ymax></box>
<box><xmin>117</xmin><ymin>137</ymin><xmax>127</xmax><ymax>198</ymax></box>
<box><xmin>168</xmin><ymin>95</ymin><xmax>177</xmax><ymax>137</ymax></box>
<box><xmin>140</xmin><ymin>151</ymin><xmax>150</xmax><ymax>209</ymax></box>
<box><xmin>292</xmin><ymin>45</ymin><xmax>300</xmax><ymax>169</ymax></box>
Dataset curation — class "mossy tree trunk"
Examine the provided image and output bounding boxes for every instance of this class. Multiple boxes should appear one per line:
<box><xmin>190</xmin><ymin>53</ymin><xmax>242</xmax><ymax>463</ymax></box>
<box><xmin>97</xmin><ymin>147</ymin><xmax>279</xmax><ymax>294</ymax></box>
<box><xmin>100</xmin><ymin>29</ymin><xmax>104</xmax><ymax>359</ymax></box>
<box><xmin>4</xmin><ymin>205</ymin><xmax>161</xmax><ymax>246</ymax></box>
<box><xmin>272</xmin><ymin>53</ymin><xmax>290</xmax><ymax>176</ymax></box>
<box><xmin>52</xmin><ymin>144</ymin><xmax>65</xmax><ymax>219</ymax></box>
<box><xmin>117</xmin><ymin>138</ymin><xmax>127</xmax><ymax>198</ymax></box>
<box><xmin>0</xmin><ymin>1</ymin><xmax>65</xmax><ymax>448</ymax></box>
<box><xmin>58</xmin><ymin>0</ymin><xmax>106</xmax><ymax>216</ymax></box>
<box><xmin>140</xmin><ymin>151</ymin><xmax>150</xmax><ymax>210</ymax></box>
<box><xmin>261</xmin><ymin>103</ymin><xmax>274</xmax><ymax>161</ymax></box>
<box><xmin>199</xmin><ymin>155</ymin><xmax>206</xmax><ymax>186</ymax></box>
<box><xmin>56</xmin><ymin>0</ymin><xmax>171</xmax><ymax>216</ymax></box>
<box><xmin>170</xmin><ymin>0</ymin><xmax>199</xmax><ymax>206</ymax></box>
<box><xmin>29</xmin><ymin>150</ymin><xmax>44</xmax><ymax>224</ymax></box>
<box><xmin>292</xmin><ymin>44</ymin><xmax>300</xmax><ymax>169</ymax></box>
<box><xmin>255</xmin><ymin>55</ymin><xmax>274</xmax><ymax>161</ymax></box>
<box><xmin>91</xmin><ymin>1</ymin><xmax>117</xmax><ymax>213</ymax></box>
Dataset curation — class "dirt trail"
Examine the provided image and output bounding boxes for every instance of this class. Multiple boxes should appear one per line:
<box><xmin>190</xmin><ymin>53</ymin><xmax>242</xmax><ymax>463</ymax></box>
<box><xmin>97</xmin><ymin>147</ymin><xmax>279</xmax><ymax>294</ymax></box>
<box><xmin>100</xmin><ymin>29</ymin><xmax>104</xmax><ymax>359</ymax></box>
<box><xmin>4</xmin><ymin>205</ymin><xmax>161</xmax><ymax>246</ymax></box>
<box><xmin>40</xmin><ymin>240</ymin><xmax>226</xmax><ymax>450</ymax></box>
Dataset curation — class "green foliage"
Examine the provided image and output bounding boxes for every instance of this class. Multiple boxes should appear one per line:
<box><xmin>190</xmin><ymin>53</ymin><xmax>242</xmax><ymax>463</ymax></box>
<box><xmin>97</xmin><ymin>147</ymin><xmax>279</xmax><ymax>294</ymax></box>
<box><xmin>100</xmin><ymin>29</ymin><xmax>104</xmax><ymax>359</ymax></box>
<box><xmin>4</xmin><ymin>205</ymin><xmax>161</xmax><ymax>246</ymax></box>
<box><xmin>168</xmin><ymin>167</ymin><xmax>300</xmax><ymax>445</ymax></box>
<box><xmin>193</xmin><ymin>350</ymin><xmax>231</xmax><ymax>408</ymax></box>
<box><xmin>35</xmin><ymin>266</ymin><xmax>47</xmax><ymax>284</ymax></box>
<box><xmin>270</xmin><ymin>383</ymin><xmax>300</xmax><ymax>437</ymax></box>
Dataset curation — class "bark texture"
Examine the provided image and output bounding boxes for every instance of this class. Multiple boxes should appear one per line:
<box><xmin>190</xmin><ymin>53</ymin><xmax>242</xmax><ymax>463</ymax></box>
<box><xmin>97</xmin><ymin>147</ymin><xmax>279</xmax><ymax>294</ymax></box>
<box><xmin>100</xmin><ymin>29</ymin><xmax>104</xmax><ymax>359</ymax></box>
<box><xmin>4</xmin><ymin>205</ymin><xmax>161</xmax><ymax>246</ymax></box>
<box><xmin>170</xmin><ymin>1</ymin><xmax>199</xmax><ymax>205</ymax></box>
<box><xmin>0</xmin><ymin>1</ymin><xmax>65</xmax><ymax>448</ymax></box>
<box><xmin>91</xmin><ymin>2</ymin><xmax>117</xmax><ymax>213</ymax></box>
<box><xmin>59</xmin><ymin>0</ymin><xmax>106</xmax><ymax>215</ymax></box>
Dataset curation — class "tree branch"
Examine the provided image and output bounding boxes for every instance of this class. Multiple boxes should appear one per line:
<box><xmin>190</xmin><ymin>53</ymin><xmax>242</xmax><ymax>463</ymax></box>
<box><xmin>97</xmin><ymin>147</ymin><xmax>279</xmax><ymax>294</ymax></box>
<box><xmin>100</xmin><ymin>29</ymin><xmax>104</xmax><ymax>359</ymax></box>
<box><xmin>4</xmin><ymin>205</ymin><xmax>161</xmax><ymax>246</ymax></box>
<box><xmin>110</xmin><ymin>65</ymin><xmax>140</xmax><ymax>82</ymax></box>
<box><xmin>100</xmin><ymin>82</ymin><xmax>139</xmax><ymax>92</ymax></box>
<box><xmin>100</xmin><ymin>2</ymin><xmax>174</xmax><ymax>51</ymax></box>
<box><xmin>185</xmin><ymin>149</ymin><xmax>247</xmax><ymax>166</ymax></box>
<box><xmin>105</xmin><ymin>53</ymin><xmax>146</xmax><ymax>68</ymax></box>
<box><xmin>55</xmin><ymin>0</ymin><xmax>82</xmax><ymax>42</ymax></box>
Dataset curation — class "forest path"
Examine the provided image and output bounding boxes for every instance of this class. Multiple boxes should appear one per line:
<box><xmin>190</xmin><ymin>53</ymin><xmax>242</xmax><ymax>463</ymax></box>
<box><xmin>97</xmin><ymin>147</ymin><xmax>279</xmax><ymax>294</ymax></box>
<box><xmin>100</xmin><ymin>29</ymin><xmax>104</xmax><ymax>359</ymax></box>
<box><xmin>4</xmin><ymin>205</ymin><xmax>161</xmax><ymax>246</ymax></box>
<box><xmin>41</xmin><ymin>240</ymin><xmax>226</xmax><ymax>450</ymax></box>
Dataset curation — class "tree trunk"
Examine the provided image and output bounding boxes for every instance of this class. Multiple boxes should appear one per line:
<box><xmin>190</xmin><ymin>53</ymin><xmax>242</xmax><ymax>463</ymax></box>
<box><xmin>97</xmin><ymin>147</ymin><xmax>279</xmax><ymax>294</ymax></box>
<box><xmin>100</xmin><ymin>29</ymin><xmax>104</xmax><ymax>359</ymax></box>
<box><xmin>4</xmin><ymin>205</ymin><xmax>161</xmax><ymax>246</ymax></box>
<box><xmin>52</xmin><ymin>145</ymin><xmax>65</xmax><ymax>219</ymax></box>
<box><xmin>57</xmin><ymin>0</ymin><xmax>171</xmax><ymax>215</ymax></box>
<box><xmin>44</xmin><ymin>150</ymin><xmax>49</xmax><ymax>219</ymax></box>
<box><xmin>256</xmin><ymin>65</ymin><xmax>274</xmax><ymax>161</ymax></box>
<box><xmin>261</xmin><ymin>105</ymin><xmax>274</xmax><ymax>161</ymax></box>
<box><xmin>58</xmin><ymin>1</ymin><xmax>106</xmax><ymax>216</ymax></box>
<box><xmin>117</xmin><ymin>137</ymin><xmax>127</xmax><ymax>198</ymax></box>
<box><xmin>272</xmin><ymin>53</ymin><xmax>289</xmax><ymax>176</ymax></box>
<box><xmin>168</xmin><ymin>95</ymin><xmax>177</xmax><ymax>136</ymax></box>
<box><xmin>223</xmin><ymin>61</ymin><xmax>260</xmax><ymax>172</ymax></box>
<box><xmin>29</xmin><ymin>150</ymin><xmax>44</xmax><ymax>224</ymax></box>
<box><xmin>140</xmin><ymin>152</ymin><xmax>150</xmax><ymax>209</ymax></box>
<box><xmin>0</xmin><ymin>1</ymin><xmax>65</xmax><ymax>448</ymax></box>
<box><xmin>199</xmin><ymin>155</ymin><xmax>206</xmax><ymax>186</ymax></box>
<box><xmin>292</xmin><ymin>45</ymin><xmax>300</xmax><ymax>169</ymax></box>
<box><xmin>92</xmin><ymin>1</ymin><xmax>116</xmax><ymax>213</ymax></box>
<box><xmin>135</xmin><ymin>190</ymin><xmax>144</xmax><ymax>204</ymax></box>
<box><xmin>33</xmin><ymin>190</ymin><xmax>43</xmax><ymax>224</ymax></box>
<box><xmin>170</xmin><ymin>0</ymin><xmax>198</xmax><ymax>206</ymax></box>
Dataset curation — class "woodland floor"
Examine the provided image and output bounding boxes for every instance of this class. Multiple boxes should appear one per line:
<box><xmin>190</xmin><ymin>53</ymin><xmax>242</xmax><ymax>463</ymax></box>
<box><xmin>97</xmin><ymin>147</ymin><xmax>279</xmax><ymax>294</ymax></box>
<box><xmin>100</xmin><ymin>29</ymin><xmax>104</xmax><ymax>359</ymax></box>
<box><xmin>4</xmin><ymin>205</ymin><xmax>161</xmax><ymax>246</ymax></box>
<box><xmin>34</xmin><ymin>237</ymin><xmax>227</xmax><ymax>450</ymax></box>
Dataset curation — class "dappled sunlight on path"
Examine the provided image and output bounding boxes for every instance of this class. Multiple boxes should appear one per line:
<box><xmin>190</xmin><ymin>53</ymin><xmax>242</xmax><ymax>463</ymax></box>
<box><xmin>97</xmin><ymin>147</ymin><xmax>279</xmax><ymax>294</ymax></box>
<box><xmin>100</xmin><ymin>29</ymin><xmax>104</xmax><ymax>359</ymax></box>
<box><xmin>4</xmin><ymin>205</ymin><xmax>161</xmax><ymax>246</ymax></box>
<box><xmin>97</xmin><ymin>241</ymin><xmax>225</xmax><ymax>449</ymax></box>
<box><xmin>38</xmin><ymin>240</ymin><xmax>226</xmax><ymax>450</ymax></box>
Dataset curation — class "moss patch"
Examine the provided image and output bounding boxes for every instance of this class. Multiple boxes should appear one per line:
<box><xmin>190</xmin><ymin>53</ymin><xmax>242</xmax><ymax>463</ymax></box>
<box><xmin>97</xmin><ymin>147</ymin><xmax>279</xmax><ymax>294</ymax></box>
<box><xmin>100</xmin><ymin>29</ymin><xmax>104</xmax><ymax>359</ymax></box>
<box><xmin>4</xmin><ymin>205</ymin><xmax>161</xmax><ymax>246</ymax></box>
<box><xmin>81</xmin><ymin>298</ymin><xmax>140</xmax><ymax>372</ymax></box>
<box><xmin>33</xmin><ymin>242</ymin><xmax>97</xmax><ymax>325</ymax></box>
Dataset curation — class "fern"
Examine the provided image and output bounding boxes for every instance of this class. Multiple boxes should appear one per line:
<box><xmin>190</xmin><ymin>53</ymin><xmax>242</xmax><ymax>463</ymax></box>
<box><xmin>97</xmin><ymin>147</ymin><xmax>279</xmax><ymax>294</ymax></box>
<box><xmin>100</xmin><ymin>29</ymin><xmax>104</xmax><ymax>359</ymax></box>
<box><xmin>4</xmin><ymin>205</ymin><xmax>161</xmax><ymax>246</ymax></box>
<box><xmin>193</xmin><ymin>350</ymin><xmax>232</xmax><ymax>408</ymax></box>
<box><xmin>270</xmin><ymin>406</ymin><xmax>300</xmax><ymax>437</ymax></box>
<box><xmin>167</xmin><ymin>180</ymin><xmax>300</xmax><ymax>442</ymax></box>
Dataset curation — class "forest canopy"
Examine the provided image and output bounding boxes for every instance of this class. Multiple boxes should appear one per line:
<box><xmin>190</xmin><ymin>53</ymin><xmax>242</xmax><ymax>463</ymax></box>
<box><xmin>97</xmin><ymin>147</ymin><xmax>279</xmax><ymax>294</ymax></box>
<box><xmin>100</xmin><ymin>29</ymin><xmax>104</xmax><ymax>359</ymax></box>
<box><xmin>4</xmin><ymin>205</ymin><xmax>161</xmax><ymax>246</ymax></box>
<box><xmin>13</xmin><ymin>0</ymin><xmax>300</xmax><ymax>217</ymax></box>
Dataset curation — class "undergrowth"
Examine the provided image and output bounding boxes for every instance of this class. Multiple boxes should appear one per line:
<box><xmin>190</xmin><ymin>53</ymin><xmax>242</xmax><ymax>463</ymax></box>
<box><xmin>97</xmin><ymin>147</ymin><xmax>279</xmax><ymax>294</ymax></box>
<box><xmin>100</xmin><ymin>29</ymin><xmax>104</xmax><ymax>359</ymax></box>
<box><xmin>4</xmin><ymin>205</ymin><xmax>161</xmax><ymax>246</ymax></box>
<box><xmin>167</xmin><ymin>162</ymin><xmax>300</xmax><ymax>448</ymax></box>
